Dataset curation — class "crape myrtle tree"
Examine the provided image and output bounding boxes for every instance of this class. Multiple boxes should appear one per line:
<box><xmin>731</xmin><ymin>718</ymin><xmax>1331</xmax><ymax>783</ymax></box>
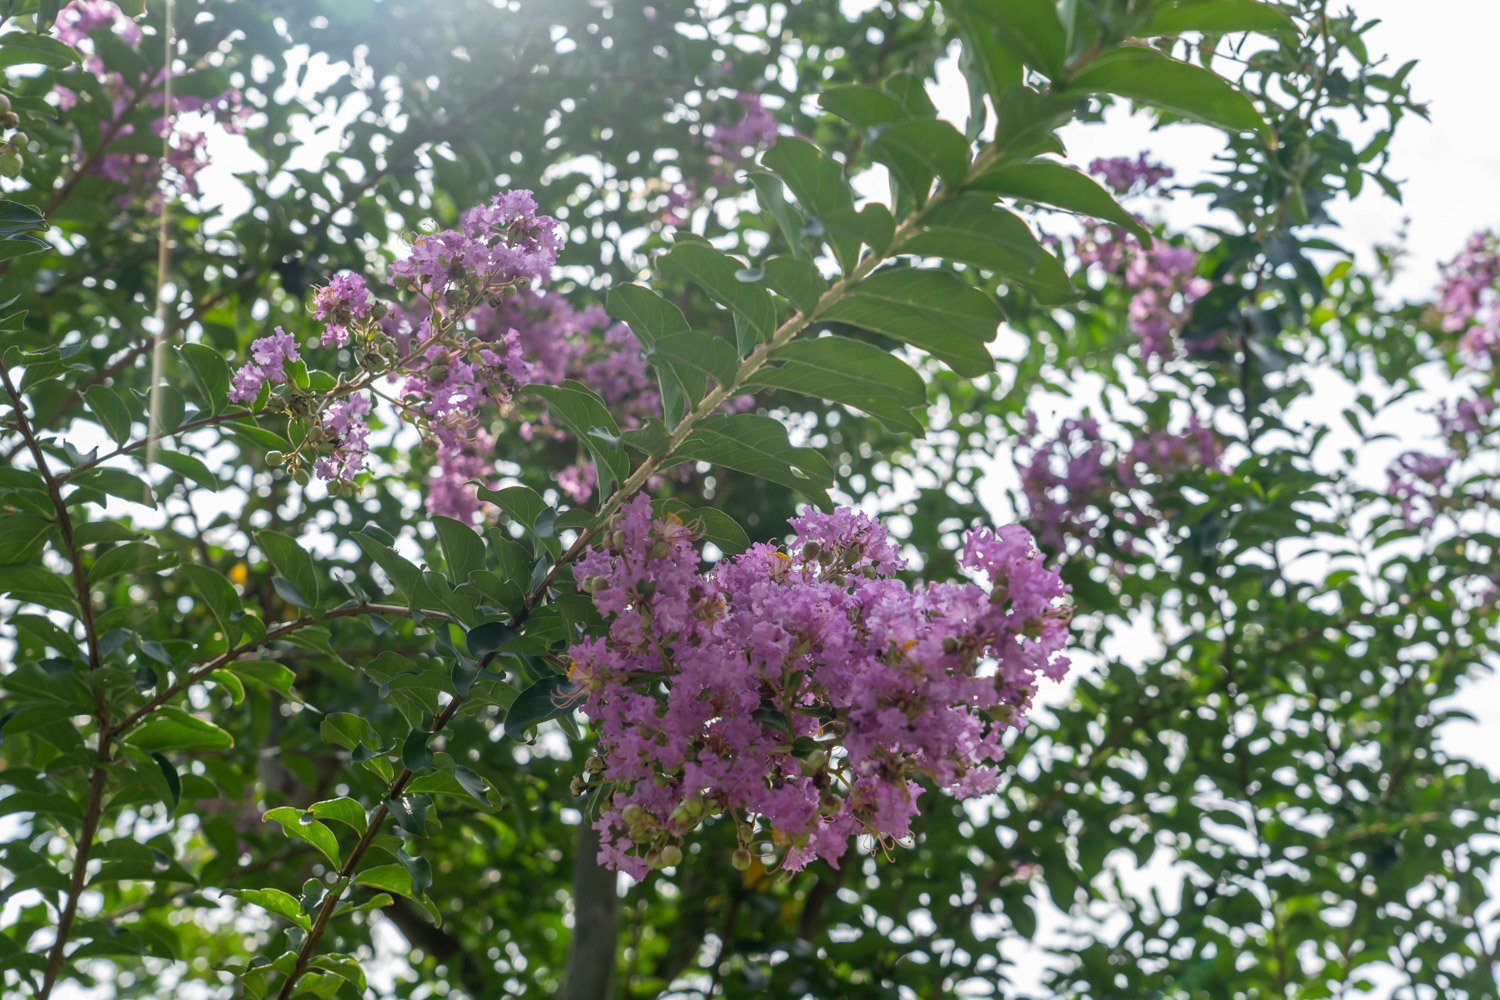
<box><xmin>0</xmin><ymin>0</ymin><xmax>1495</xmax><ymax>998</ymax></box>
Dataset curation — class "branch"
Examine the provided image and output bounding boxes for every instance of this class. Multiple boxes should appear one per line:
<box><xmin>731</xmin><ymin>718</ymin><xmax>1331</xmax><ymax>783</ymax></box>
<box><xmin>559</xmin><ymin>823</ymin><xmax>620</xmax><ymax>1000</ymax></box>
<box><xmin>1</xmin><ymin>365</ymin><xmax>111</xmax><ymax>1000</ymax></box>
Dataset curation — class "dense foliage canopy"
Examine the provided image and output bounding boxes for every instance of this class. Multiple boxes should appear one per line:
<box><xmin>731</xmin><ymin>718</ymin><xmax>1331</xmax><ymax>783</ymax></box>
<box><xmin>0</xmin><ymin>1</ymin><xmax>1495</xmax><ymax>999</ymax></box>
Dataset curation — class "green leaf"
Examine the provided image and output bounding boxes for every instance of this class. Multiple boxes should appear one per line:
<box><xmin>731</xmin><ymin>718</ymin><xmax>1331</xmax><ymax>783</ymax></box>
<box><xmin>385</xmin><ymin>794</ymin><xmax>433</xmax><ymax>837</ymax></box>
<box><xmin>658</xmin><ymin>243</ymin><xmax>778</xmax><ymax>343</ymax></box>
<box><xmin>229</xmin><ymin>888</ymin><xmax>310</xmax><ymax>931</ymax></box>
<box><xmin>256</xmin><ymin>530</ymin><xmax>319</xmax><ymax>607</ymax></box>
<box><xmin>179</xmin><ymin>343</ymin><xmax>231</xmax><ymax>413</ymax></box>
<box><xmin>606</xmin><ymin>284</ymin><xmax>694</xmax><ymax>424</ymax></box>
<box><xmin>432</xmin><ymin>515</ymin><xmax>484</xmax><ymax>582</ymax></box>
<box><xmin>179</xmin><ymin>564</ymin><xmax>243</xmax><ymax>644</ymax></box>
<box><xmin>647</xmin><ymin>330</ymin><xmax>740</xmax><ymax>393</ymax></box>
<box><xmin>1065</xmin><ymin>47</ymin><xmax>1269</xmax><ymax>138</ymax></box>
<box><xmin>504</xmin><ymin>674</ymin><xmax>581</xmax><ymax>741</ymax></box>
<box><xmin>673</xmin><ymin>414</ymin><xmax>835</xmax><ymax>507</ymax></box>
<box><xmin>308</xmin><ymin>797</ymin><xmax>368</xmax><ymax>835</ymax></box>
<box><xmin>354</xmin><ymin>864</ymin><xmax>424</xmax><ymax>901</ymax></box>
<box><xmin>320</xmin><ymin>713</ymin><xmax>386</xmax><ymax>753</ymax></box>
<box><xmin>123</xmin><ymin>708</ymin><xmax>234</xmax><ymax>752</ymax></box>
<box><xmin>397</xmin><ymin>846</ymin><xmax>433</xmax><ymax>898</ymax></box>
<box><xmin>271</xmin><ymin>576</ymin><xmax>311</xmax><ymax>608</ymax></box>
<box><xmin>822</xmin><ymin>268</ymin><xmax>1001</xmax><ymax>376</ymax></box>
<box><xmin>88</xmin><ymin>541</ymin><xmax>169</xmax><ymax>583</ymax></box>
<box><xmin>869</xmin><ymin>118</ymin><xmax>972</xmax><ymax>201</ymax></box>
<box><xmin>763</xmin><ymin>256</ymin><xmax>828</xmax><ymax>314</ymax></box>
<box><xmin>352</xmin><ymin>532</ymin><xmax>426</xmax><ymax>601</ymax></box>
<box><xmin>526</xmin><ymin>381</ymin><xmax>629</xmax><ymax>495</ymax></box>
<box><xmin>1142</xmin><ymin>0</ymin><xmax>1293</xmax><ymax>36</ymax></box>
<box><xmin>900</xmin><ymin>198</ymin><xmax>1074</xmax><ymax>303</ymax></box>
<box><xmin>761</xmin><ymin>138</ymin><xmax>861</xmax><ymax>271</ymax></box>
<box><xmin>0</xmin><ymin>565</ymin><xmax>80</xmax><ymax>612</ymax></box>
<box><xmin>154</xmin><ymin>450</ymin><xmax>221</xmax><ymax>491</ymax></box>
<box><xmin>747</xmin><ymin>336</ymin><xmax>926</xmax><ymax>435</ymax></box>
<box><xmin>231</xmin><ymin>660</ymin><xmax>296</xmax><ymax>693</ymax></box>
<box><xmin>951</xmin><ymin>8</ymin><xmax>1023</xmax><ymax>131</ymax></box>
<box><xmin>473</xmin><ymin>485</ymin><xmax>559</xmax><ymax>555</ymax></box>
<box><xmin>653</xmin><ymin>499</ymin><xmax>751</xmax><ymax>557</ymax></box>
<box><xmin>262</xmin><ymin>807</ymin><xmax>342</xmax><ymax>868</ymax></box>
<box><xmin>69</xmin><ymin>467</ymin><xmax>157</xmax><ymax>508</ymax></box>
<box><xmin>450</xmin><ymin>765</ymin><xmax>497</xmax><ymax>809</ymax></box>
<box><xmin>0</xmin><ymin>31</ymin><xmax>80</xmax><ymax>69</ymax></box>
<box><xmin>969</xmin><ymin>160</ymin><xmax>1151</xmax><ymax>242</ymax></box>
<box><xmin>746</xmin><ymin>171</ymin><xmax>810</xmax><ymax>261</ymax></box>
<box><xmin>0</xmin><ymin>512</ymin><xmax>51</xmax><ymax>565</ymax></box>
<box><xmin>84</xmin><ymin>385</ymin><xmax>133</xmax><ymax>444</ymax></box>
<box><xmin>148</xmin><ymin>751</ymin><xmax>181</xmax><ymax>817</ymax></box>
<box><xmin>401</xmin><ymin>729</ymin><xmax>434</xmax><ymax>772</ymax></box>
<box><xmin>818</xmin><ymin>84</ymin><xmax>911</xmax><ymax>129</ymax></box>
<box><xmin>959</xmin><ymin>0</ymin><xmax>1067</xmax><ymax>79</ymax></box>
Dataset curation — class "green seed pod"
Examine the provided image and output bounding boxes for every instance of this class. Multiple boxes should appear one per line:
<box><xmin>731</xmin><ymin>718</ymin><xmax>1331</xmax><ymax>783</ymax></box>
<box><xmin>0</xmin><ymin>112</ymin><xmax>18</xmax><ymax>131</ymax></box>
<box><xmin>8</xmin><ymin>132</ymin><xmax>27</xmax><ymax>149</ymax></box>
<box><xmin>657</xmin><ymin>844</ymin><xmax>683</xmax><ymax>868</ymax></box>
<box><xmin>0</xmin><ymin>145</ymin><xmax>21</xmax><ymax>179</ymax></box>
<box><xmin>569</xmin><ymin>774</ymin><xmax>587</xmax><ymax>796</ymax></box>
<box><xmin>265</xmin><ymin>450</ymin><xmax>285</xmax><ymax>468</ymax></box>
<box><xmin>292</xmin><ymin>468</ymin><xmax>311</xmax><ymax>486</ymax></box>
<box><xmin>0</xmin><ymin>94</ymin><xmax>12</xmax><ymax>116</ymax></box>
<box><xmin>731</xmin><ymin>847</ymin><xmax>753</xmax><ymax>871</ymax></box>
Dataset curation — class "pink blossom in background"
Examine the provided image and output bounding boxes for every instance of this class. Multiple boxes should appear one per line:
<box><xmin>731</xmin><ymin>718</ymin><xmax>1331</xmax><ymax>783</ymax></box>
<box><xmin>1088</xmin><ymin>153</ymin><xmax>1173</xmax><ymax>195</ymax></box>
<box><xmin>227</xmin><ymin>327</ymin><xmax>300</xmax><ymax>404</ymax></box>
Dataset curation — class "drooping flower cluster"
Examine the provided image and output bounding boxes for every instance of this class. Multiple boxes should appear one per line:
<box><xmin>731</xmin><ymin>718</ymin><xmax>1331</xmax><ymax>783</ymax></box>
<box><xmin>1089</xmin><ymin>154</ymin><xmax>1173</xmax><ymax>195</ymax></box>
<box><xmin>661</xmin><ymin>91</ymin><xmax>779</xmax><ymax>224</ymax></box>
<box><xmin>53</xmin><ymin>0</ymin><xmax>140</xmax><ymax>47</ymax></box>
<box><xmin>1017</xmin><ymin>413</ymin><xmax>1222</xmax><ymax>552</ymax></box>
<box><xmin>568</xmin><ymin>498</ymin><xmax>1073</xmax><ymax>878</ymax></box>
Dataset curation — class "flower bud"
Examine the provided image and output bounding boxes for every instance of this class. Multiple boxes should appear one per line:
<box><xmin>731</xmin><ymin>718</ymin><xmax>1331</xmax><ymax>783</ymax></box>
<box><xmin>292</xmin><ymin>468</ymin><xmax>311</xmax><ymax>486</ymax></box>
<box><xmin>8</xmin><ymin>132</ymin><xmax>27</xmax><ymax>148</ymax></box>
<box><xmin>582</xmin><ymin>574</ymin><xmax>603</xmax><ymax>593</ymax></box>
<box><xmin>0</xmin><ymin>145</ymin><xmax>21</xmax><ymax>179</ymax></box>
<box><xmin>649</xmin><ymin>539</ymin><xmax>671</xmax><ymax>560</ymax></box>
<box><xmin>941</xmin><ymin>635</ymin><xmax>960</xmax><ymax>655</ymax></box>
<box><xmin>620</xmin><ymin>803</ymin><xmax>645</xmax><ymax>826</ymax></box>
<box><xmin>265</xmin><ymin>450</ymin><xmax>285</xmax><ymax>467</ymax></box>
<box><xmin>0</xmin><ymin>95</ymin><xmax>11</xmax><ymax>116</ymax></box>
<box><xmin>0</xmin><ymin>112</ymin><xmax>18</xmax><ymax>131</ymax></box>
<box><xmin>657</xmin><ymin>844</ymin><xmax>683</xmax><ymax>868</ymax></box>
<box><xmin>803</xmin><ymin>748</ymin><xmax>828</xmax><ymax>772</ymax></box>
<box><xmin>801</xmin><ymin>541</ymin><xmax>821</xmax><ymax>561</ymax></box>
<box><xmin>731</xmin><ymin>847</ymin><xmax>753</xmax><ymax>871</ymax></box>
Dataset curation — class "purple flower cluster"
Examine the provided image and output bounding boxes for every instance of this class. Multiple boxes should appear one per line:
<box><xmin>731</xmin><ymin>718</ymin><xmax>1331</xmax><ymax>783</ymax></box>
<box><xmin>1088</xmin><ymin>154</ymin><xmax>1174</xmax><ymax>195</ymax></box>
<box><xmin>706</xmin><ymin>92</ymin><xmax>779</xmax><ymax>183</ymax></box>
<box><xmin>1386</xmin><ymin>451</ymin><xmax>1454</xmax><ymax>528</ymax></box>
<box><xmin>389</xmin><ymin>190</ymin><xmax>562</xmax><ymax>301</ymax></box>
<box><xmin>1076</xmin><ymin>226</ymin><xmax>1209</xmax><ymax>364</ymax></box>
<box><xmin>313</xmin><ymin>272</ymin><xmax>374</xmax><ymax>347</ymax></box>
<box><xmin>53</xmin><ymin>0</ymin><xmax>140</xmax><ymax>47</ymax></box>
<box><xmin>53</xmin><ymin>7</ymin><xmax>249</xmax><ymax>208</ymax></box>
<box><xmin>227</xmin><ymin>328</ymin><xmax>300</xmax><ymax>405</ymax></box>
<box><xmin>1436</xmin><ymin>231</ymin><xmax>1500</xmax><ymax>365</ymax></box>
<box><xmin>313</xmin><ymin>394</ymin><xmax>373</xmax><ymax>482</ymax></box>
<box><xmin>1018</xmin><ymin>414</ymin><xmax>1221</xmax><ymax>551</ymax></box>
<box><xmin>569</xmin><ymin>499</ymin><xmax>1072</xmax><ymax>878</ymax></box>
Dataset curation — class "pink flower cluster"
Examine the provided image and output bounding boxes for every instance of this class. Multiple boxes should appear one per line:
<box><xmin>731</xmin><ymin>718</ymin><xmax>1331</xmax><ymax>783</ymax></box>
<box><xmin>389</xmin><ymin>190</ymin><xmax>562</xmax><ymax>302</ymax></box>
<box><xmin>227</xmin><ymin>328</ymin><xmax>300</xmax><ymax>405</ymax></box>
<box><xmin>568</xmin><ymin>498</ymin><xmax>1073</xmax><ymax>878</ymax></box>
<box><xmin>662</xmin><ymin>92</ymin><xmax>779</xmax><ymax>224</ymax></box>
<box><xmin>1076</xmin><ymin>226</ymin><xmax>1209</xmax><ymax>364</ymax></box>
<box><xmin>1386</xmin><ymin>451</ymin><xmax>1454</xmax><ymax>528</ymax></box>
<box><xmin>53</xmin><ymin>3</ymin><xmax>249</xmax><ymax>208</ymax></box>
<box><xmin>1089</xmin><ymin>154</ymin><xmax>1173</xmax><ymax>195</ymax></box>
<box><xmin>313</xmin><ymin>272</ymin><xmax>374</xmax><ymax>347</ymax></box>
<box><xmin>1018</xmin><ymin>414</ymin><xmax>1221</xmax><ymax>551</ymax></box>
<box><xmin>1435</xmin><ymin>231</ymin><xmax>1500</xmax><ymax>364</ymax></box>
